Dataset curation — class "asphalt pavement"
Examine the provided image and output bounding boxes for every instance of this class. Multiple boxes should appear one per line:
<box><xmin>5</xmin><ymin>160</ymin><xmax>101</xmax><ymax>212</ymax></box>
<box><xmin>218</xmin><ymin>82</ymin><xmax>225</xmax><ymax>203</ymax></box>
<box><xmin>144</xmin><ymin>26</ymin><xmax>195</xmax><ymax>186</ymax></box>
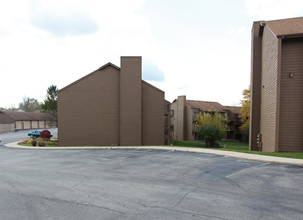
<box><xmin>0</xmin><ymin>129</ymin><xmax>303</xmax><ymax>219</ymax></box>
<box><xmin>3</xmin><ymin>127</ymin><xmax>303</xmax><ymax>166</ymax></box>
<box><xmin>0</xmin><ymin>142</ymin><xmax>303</xmax><ymax>219</ymax></box>
<box><xmin>0</xmin><ymin>128</ymin><xmax>57</xmax><ymax>145</ymax></box>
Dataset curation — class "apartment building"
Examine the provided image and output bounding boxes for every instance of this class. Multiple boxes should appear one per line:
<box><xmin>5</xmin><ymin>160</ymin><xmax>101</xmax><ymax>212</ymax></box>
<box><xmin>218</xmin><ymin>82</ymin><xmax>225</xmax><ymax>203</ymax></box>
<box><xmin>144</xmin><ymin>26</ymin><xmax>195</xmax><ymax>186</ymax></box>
<box><xmin>250</xmin><ymin>17</ymin><xmax>303</xmax><ymax>152</ymax></box>
<box><xmin>171</xmin><ymin>95</ymin><xmax>241</xmax><ymax>141</ymax></box>
<box><xmin>58</xmin><ymin>56</ymin><xmax>170</xmax><ymax>146</ymax></box>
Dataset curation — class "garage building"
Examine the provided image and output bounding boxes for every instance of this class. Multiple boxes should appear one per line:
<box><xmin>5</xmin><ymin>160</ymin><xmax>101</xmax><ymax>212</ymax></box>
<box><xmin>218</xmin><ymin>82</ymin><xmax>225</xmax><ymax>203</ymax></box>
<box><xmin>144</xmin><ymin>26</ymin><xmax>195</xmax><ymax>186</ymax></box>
<box><xmin>0</xmin><ymin>110</ymin><xmax>56</xmax><ymax>133</ymax></box>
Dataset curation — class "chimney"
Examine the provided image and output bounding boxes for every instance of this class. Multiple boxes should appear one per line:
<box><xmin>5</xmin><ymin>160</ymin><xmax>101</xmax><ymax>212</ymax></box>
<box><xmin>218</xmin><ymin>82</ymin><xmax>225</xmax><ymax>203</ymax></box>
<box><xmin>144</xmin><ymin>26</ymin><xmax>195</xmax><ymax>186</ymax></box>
<box><xmin>120</xmin><ymin>56</ymin><xmax>142</xmax><ymax>145</ymax></box>
<box><xmin>176</xmin><ymin>95</ymin><xmax>186</xmax><ymax>140</ymax></box>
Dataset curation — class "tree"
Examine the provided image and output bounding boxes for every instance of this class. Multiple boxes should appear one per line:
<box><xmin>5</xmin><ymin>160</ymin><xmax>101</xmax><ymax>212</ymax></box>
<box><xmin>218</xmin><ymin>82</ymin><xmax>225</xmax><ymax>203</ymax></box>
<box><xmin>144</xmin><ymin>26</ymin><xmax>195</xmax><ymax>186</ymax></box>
<box><xmin>7</xmin><ymin>105</ymin><xmax>18</xmax><ymax>111</ymax></box>
<box><xmin>19</xmin><ymin>97</ymin><xmax>41</xmax><ymax>112</ymax></box>
<box><xmin>195</xmin><ymin>111</ymin><xmax>230</xmax><ymax>147</ymax></box>
<box><xmin>41</xmin><ymin>85</ymin><xmax>58</xmax><ymax>120</ymax></box>
<box><xmin>239</xmin><ymin>87</ymin><xmax>250</xmax><ymax>142</ymax></box>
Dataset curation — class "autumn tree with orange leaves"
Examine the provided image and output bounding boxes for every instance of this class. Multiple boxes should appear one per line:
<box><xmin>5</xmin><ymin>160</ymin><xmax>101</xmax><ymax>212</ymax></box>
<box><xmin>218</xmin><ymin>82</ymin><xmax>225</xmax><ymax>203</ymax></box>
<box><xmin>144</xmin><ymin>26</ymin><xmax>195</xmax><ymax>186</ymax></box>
<box><xmin>239</xmin><ymin>87</ymin><xmax>250</xmax><ymax>142</ymax></box>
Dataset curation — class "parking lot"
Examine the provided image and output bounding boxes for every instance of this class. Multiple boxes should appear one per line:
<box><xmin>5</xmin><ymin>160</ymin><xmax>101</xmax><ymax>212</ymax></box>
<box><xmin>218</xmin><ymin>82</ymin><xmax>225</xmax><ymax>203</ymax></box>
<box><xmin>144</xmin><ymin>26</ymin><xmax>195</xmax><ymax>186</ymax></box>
<box><xmin>0</xmin><ymin>132</ymin><xmax>302</xmax><ymax>219</ymax></box>
<box><xmin>0</xmin><ymin>128</ymin><xmax>58</xmax><ymax>145</ymax></box>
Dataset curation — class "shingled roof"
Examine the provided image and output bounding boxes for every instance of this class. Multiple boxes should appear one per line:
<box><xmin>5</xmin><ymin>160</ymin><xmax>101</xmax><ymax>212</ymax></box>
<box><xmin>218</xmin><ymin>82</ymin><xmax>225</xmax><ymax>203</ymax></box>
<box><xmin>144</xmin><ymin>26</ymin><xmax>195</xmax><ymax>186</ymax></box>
<box><xmin>223</xmin><ymin>106</ymin><xmax>241</xmax><ymax>115</ymax></box>
<box><xmin>264</xmin><ymin>17</ymin><xmax>303</xmax><ymax>37</ymax></box>
<box><xmin>186</xmin><ymin>100</ymin><xmax>226</xmax><ymax>112</ymax></box>
<box><xmin>0</xmin><ymin>111</ymin><xmax>55</xmax><ymax>124</ymax></box>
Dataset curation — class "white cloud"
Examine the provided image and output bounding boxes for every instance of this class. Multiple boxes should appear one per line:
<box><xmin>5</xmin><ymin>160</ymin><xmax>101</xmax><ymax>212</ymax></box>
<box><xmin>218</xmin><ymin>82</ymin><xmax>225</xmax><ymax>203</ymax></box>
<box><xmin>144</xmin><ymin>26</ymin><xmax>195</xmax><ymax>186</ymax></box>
<box><xmin>32</xmin><ymin>11</ymin><xmax>99</xmax><ymax>37</ymax></box>
<box><xmin>142</xmin><ymin>59</ymin><xmax>165</xmax><ymax>82</ymax></box>
<box><xmin>0</xmin><ymin>0</ymin><xmax>152</xmax><ymax>108</ymax></box>
<box><xmin>6</xmin><ymin>0</ymin><xmax>302</xmax><ymax>109</ymax></box>
<box><xmin>245</xmin><ymin>0</ymin><xmax>303</xmax><ymax>19</ymax></box>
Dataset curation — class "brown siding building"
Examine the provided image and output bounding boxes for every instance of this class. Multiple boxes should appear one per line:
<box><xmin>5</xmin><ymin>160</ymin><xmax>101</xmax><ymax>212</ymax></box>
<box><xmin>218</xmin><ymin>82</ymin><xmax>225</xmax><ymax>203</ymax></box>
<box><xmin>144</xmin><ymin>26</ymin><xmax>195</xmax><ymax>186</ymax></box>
<box><xmin>250</xmin><ymin>17</ymin><xmax>303</xmax><ymax>152</ymax></box>
<box><xmin>58</xmin><ymin>56</ymin><xmax>170</xmax><ymax>146</ymax></box>
<box><xmin>171</xmin><ymin>96</ymin><xmax>242</xmax><ymax>141</ymax></box>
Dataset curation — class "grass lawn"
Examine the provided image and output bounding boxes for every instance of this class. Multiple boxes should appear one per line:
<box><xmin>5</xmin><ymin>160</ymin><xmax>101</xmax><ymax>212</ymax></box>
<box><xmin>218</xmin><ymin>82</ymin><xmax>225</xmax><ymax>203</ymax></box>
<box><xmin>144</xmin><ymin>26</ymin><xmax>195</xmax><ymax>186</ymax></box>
<box><xmin>173</xmin><ymin>140</ymin><xmax>303</xmax><ymax>159</ymax></box>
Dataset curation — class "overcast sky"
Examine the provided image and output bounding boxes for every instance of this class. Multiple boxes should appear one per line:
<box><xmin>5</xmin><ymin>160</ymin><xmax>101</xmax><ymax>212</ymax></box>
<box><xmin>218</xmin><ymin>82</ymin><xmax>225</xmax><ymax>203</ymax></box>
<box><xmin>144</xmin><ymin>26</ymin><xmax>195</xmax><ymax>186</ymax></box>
<box><xmin>1</xmin><ymin>0</ymin><xmax>303</xmax><ymax>108</ymax></box>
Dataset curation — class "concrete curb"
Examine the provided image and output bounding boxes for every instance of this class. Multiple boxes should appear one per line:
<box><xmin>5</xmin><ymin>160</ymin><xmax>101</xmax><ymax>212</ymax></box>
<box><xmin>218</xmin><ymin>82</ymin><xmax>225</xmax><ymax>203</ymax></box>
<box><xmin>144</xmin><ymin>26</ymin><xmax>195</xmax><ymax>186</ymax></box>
<box><xmin>4</xmin><ymin>142</ymin><xmax>303</xmax><ymax>166</ymax></box>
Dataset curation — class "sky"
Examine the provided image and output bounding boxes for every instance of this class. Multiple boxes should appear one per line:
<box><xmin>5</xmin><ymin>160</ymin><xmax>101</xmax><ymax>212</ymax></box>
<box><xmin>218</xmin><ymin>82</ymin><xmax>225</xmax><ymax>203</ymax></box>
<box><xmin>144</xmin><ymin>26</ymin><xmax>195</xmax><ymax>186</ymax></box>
<box><xmin>1</xmin><ymin>0</ymin><xmax>303</xmax><ymax>108</ymax></box>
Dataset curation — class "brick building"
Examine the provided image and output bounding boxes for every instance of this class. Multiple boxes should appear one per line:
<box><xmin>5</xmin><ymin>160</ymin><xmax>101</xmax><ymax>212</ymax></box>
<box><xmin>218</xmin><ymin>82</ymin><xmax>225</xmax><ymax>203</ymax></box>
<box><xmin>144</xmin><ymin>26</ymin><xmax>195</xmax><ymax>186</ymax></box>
<box><xmin>58</xmin><ymin>56</ymin><xmax>170</xmax><ymax>146</ymax></box>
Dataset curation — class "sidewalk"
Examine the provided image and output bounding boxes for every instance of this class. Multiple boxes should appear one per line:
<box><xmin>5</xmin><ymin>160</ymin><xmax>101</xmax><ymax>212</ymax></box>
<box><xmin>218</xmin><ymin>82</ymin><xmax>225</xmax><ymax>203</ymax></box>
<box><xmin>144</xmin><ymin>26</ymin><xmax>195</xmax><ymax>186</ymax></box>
<box><xmin>5</xmin><ymin>142</ymin><xmax>303</xmax><ymax>166</ymax></box>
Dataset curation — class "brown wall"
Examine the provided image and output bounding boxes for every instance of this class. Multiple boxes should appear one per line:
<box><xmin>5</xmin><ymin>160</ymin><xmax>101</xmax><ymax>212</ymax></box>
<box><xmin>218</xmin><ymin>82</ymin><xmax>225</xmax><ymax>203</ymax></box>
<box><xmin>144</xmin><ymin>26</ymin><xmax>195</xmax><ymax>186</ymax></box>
<box><xmin>58</xmin><ymin>66</ymin><xmax>120</xmax><ymax>146</ymax></box>
<box><xmin>250</xmin><ymin>22</ymin><xmax>262</xmax><ymax>150</ymax></box>
<box><xmin>164</xmin><ymin>101</ymin><xmax>171</xmax><ymax>145</ymax></box>
<box><xmin>260</xmin><ymin>26</ymin><xmax>279</xmax><ymax>152</ymax></box>
<box><xmin>177</xmin><ymin>96</ymin><xmax>185</xmax><ymax>140</ymax></box>
<box><xmin>250</xmin><ymin>20</ymin><xmax>303</xmax><ymax>152</ymax></box>
<box><xmin>120</xmin><ymin>57</ymin><xmax>142</xmax><ymax>145</ymax></box>
<box><xmin>171</xmin><ymin>96</ymin><xmax>186</xmax><ymax>140</ymax></box>
<box><xmin>171</xmin><ymin>101</ymin><xmax>177</xmax><ymax>140</ymax></box>
<box><xmin>279</xmin><ymin>38</ymin><xmax>303</xmax><ymax>152</ymax></box>
<box><xmin>142</xmin><ymin>82</ymin><xmax>164</xmax><ymax>145</ymax></box>
<box><xmin>185</xmin><ymin>105</ymin><xmax>193</xmax><ymax>141</ymax></box>
<box><xmin>58</xmin><ymin>56</ymin><xmax>167</xmax><ymax>146</ymax></box>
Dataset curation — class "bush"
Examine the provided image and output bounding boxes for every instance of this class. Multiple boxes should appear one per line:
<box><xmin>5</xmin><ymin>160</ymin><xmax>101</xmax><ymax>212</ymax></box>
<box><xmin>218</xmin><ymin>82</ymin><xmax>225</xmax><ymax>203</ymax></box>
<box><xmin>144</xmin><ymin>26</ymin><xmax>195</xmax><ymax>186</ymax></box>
<box><xmin>195</xmin><ymin>112</ymin><xmax>230</xmax><ymax>136</ymax></box>
<box><xmin>197</xmin><ymin>125</ymin><xmax>224</xmax><ymax>147</ymax></box>
<box><xmin>31</xmin><ymin>139</ymin><xmax>37</xmax><ymax>146</ymax></box>
<box><xmin>18</xmin><ymin>138</ymin><xmax>58</xmax><ymax>146</ymax></box>
<box><xmin>38</xmin><ymin>141</ymin><xmax>45</xmax><ymax>147</ymax></box>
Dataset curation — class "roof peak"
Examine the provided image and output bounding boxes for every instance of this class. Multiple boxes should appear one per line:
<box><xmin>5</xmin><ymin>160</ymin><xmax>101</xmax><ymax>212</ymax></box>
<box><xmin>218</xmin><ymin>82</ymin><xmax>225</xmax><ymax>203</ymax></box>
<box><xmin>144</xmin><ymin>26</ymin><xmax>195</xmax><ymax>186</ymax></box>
<box><xmin>98</xmin><ymin>62</ymin><xmax>120</xmax><ymax>71</ymax></box>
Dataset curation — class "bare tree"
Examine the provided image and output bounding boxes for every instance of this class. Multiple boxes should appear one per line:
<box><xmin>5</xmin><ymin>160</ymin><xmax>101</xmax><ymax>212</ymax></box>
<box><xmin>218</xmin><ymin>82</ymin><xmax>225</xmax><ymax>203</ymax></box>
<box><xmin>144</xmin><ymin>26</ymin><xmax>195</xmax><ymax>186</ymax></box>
<box><xmin>19</xmin><ymin>97</ymin><xmax>41</xmax><ymax>112</ymax></box>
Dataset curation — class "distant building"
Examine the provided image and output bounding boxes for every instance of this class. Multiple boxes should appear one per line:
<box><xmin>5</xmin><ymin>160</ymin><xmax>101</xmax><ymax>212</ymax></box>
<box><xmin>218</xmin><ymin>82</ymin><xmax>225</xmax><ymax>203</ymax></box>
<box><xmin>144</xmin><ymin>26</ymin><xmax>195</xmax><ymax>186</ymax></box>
<box><xmin>171</xmin><ymin>96</ymin><xmax>241</xmax><ymax>141</ymax></box>
<box><xmin>250</xmin><ymin>17</ymin><xmax>303</xmax><ymax>152</ymax></box>
<box><xmin>58</xmin><ymin>56</ymin><xmax>170</xmax><ymax>146</ymax></box>
<box><xmin>0</xmin><ymin>111</ymin><xmax>56</xmax><ymax>133</ymax></box>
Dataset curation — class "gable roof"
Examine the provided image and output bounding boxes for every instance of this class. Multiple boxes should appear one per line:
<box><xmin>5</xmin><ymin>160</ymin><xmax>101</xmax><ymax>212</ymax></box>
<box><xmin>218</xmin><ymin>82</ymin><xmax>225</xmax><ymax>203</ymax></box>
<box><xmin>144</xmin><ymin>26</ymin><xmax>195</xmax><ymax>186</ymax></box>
<box><xmin>186</xmin><ymin>100</ymin><xmax>226</xmax><ymax>112</ymax></box>
<box><xmin>264</xmin><ymin>17</ymin><xmax>303</xmax><ymax>37</ymax></box>
<box><xmin>99</xmin><ymin>62</ymin><xmax>120</xmax><ymax>71</ymax></box>
<box><xmin>0</xmin><ymin>111</ymin><xmax>55</xmax><ymax>124</ymax></box>
<box><xmin>59</xmin><ymin>62</ymin><xmax>120</xmax><ymax>93</ymax></box>
<box><xmin>0</xmin><ymin>112</ymin><xmax>15</xmax><ymax>124</ymax></box>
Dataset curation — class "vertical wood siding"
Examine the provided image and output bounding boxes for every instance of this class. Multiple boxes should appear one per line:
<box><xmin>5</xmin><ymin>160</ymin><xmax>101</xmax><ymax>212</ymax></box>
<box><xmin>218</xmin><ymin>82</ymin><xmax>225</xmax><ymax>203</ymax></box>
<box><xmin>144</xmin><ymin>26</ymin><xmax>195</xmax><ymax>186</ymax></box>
<box><xmin>185</xmin><ymin>106</ymin><xmax>192</xmax><ymax>141</ymax></box>
<box><xmin>58</xmin><ymin>66</ymin><xmax>120</xmax><ymax>146</ymax></box>
<box><xmin>279</xmin><ymin>38</ymin><xmax>303</xmax><ymax>152</ymax></box>
<box><xmin>142</xmin><ymin>82</ymin><xmax>164</xmax><ymax>145</ymax></box>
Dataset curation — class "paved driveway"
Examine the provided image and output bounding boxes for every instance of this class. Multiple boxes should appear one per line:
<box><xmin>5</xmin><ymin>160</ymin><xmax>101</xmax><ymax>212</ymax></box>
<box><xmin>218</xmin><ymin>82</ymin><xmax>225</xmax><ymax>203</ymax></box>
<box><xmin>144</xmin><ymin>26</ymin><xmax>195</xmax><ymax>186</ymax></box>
<box><xmin>0</xmin><ymin>128</ymin><xmax>57</xmax><ymax>145</ymax></box>
<box><xmin>0</xmin><ymin>145</ymin><xmax>302</xmax><ymax>219</ymax></box>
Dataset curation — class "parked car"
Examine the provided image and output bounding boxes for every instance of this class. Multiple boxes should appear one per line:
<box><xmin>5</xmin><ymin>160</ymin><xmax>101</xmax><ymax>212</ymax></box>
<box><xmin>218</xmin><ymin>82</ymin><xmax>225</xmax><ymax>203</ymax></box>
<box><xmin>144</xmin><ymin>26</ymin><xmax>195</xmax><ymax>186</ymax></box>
<box><xmin>28</xmin><ymin>130</ymin><xmax>53</xmax><ymax>138</ymax></box>
<box><xmin>28</xmin><ymin>130</ymin><xmax>43</xmax><ymax>138</ymax></box>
